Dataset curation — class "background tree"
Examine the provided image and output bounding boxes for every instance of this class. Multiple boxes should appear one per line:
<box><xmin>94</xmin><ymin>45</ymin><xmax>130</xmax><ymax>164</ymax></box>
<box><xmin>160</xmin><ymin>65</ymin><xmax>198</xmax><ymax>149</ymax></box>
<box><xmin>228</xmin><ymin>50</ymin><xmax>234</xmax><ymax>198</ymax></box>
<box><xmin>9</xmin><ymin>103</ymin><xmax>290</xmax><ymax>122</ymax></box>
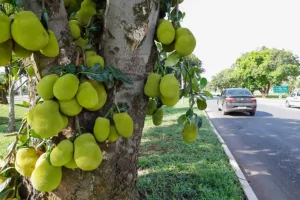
<box><xmin>0</xmin><ymin>72</ymin><xmax>9</xmax><ymax>104</ymax></box>
<box><xmin>209</xmin><ymin>68</ymin><xmax>240</xmax><ymax>92</ymax></box>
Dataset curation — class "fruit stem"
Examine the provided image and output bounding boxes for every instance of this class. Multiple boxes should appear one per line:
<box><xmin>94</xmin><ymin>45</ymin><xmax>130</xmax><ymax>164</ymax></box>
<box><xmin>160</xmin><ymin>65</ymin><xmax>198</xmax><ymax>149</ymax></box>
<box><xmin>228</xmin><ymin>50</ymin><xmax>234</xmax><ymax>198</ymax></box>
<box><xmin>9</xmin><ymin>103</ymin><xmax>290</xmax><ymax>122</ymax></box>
<box><xmin>176</xmin><ymin>0</ymin><xmax>179</xmax><ymax>21</ymax></box>
<box><xmin>104</xmin><ymin>106</ymin><xmax>114</xmax><ymax>118</ymax></box>
<box><xmin>115</xmin><ymin>103</ymin><xmax>121</xmax><ymax>113</ymax></box>
<box><xmin>36</xmin><ymin>139</ymin><xmax>46</xmax><ymax>150</ymax></box>
<box><xmin>75</xmin><ymin>116</ymin><xmax>82</xmax><ymax>135</ymax></box>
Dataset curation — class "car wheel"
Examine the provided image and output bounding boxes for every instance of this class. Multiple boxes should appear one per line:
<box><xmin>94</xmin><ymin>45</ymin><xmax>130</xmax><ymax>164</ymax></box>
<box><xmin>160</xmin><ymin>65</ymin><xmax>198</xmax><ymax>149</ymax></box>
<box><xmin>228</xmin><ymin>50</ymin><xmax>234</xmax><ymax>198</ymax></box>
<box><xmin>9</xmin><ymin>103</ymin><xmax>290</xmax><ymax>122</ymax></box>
<box><xmin>285</xmin><ymin>101</ymin><xmax>290</xmax><ymax>108</ymax></box>
<box><xmin>218</xmin><ymin>107</ymin><xmax>221</xmax><ymax>111</ymax></box>
<box><xmin>222</xmin><ymin>107</ymin><xmax>227</xmax><ymax>115</ymax></box>
<box><xmin>249</xmin><ymin>111</ymin><xmax>255</xmax><ymax>116</ymax></box>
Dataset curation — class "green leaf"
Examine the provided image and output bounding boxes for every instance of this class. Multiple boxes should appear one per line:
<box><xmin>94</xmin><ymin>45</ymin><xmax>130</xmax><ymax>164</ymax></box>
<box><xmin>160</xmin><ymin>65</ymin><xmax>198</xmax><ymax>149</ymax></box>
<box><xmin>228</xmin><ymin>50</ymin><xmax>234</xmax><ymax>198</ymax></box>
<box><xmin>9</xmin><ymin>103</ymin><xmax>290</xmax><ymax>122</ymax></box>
<box><xmin>65</xmin><ymin>64</ymin><xmax>76</xmax><ymax>74</ymax></box>
<box><xmin>203</xmin><ymin>90</ymin><xmax>213</xmax><ymax>99</ymax></box>
<box><xmin>155</xmin><ymin>41</ymin><xmax>163</xmax><ymax>52</ymax></box>
<box><xmin>22</xmin><ymin>101</ymin><xmax>30</xmax><ymax>108</ymax></box>
<box><xmin>118</xmin><ymin>103</ymin><xmax>130</xmax><ymax>113</ymax></box>
<box><xmin>196</xmin><ymin>98</ymin><xmax>207</xmax><ymax>110</ymax></box>
<box><xmin>185</xmin><ymin>108</ymin><xmax>193</xmax><ymax>118</ymax></box>
<box><xmin>29</xmin><ymin>129</ymin><xmax>41</xmax><ymax>139</ymax></box>
<box><xmin>40</xmin><ymin>10</ymin><xmax>49</xmax><ymax>30</ymax></box>
<box><xmin>69</xmin><ymin>12</ymin><xmax>77</xmax><ymax>20</ymax></box>
<box><xmin>0</xmin><ymin>188</ymin><xmax>13</xmax><ymax>199</ymax></box>
<box><xmin>164</xmin><ymin>52</ymin><xmax>182</xmax><ymax>67</ymax></box>
<box><xmin>27</xmin><ymin>66</ymin><xmax>35</xmax><ymax>78</ymax></box>
<box><xmin>195</xmin><ymin>116</ymin><xmax>203</xmax><ymax>129</ymax></box>
<box><xmin>49</xmin><ymin>66</ymin><xmax>63</xmax><ymax>73</ymax></box>
<box><xmin>0</xmin><ymin>177</ymin><xmax>11</xmax><ymax>193</ymax></box>
<box><xmin>200</xmin><ymin>77</ymin><xmax>207</xmax><ymax>88</ymax></box>
<box><xmin>18</xmin><ymin>133</ymin><xmax>28</xmax><ymax>144</ymax></box>
<box><xmin>177</xmin><ymin>114</ymin><xmax>186</xmax><ymax>124</ymax></box>
<box><xmin>192</xmin><ymin>77</ymin><xmax>200</xmax><ymax>92</ymax></box>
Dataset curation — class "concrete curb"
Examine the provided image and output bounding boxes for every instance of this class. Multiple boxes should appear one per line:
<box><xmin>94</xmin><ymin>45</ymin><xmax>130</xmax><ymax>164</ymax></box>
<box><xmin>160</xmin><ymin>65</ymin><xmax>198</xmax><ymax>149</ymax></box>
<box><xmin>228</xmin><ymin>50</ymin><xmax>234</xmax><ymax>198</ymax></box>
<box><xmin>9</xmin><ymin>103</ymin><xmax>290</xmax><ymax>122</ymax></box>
<box><xmin>203</xmin><ymin>111</ymin><xmax>258</xmax><ymax>200</ymax></box>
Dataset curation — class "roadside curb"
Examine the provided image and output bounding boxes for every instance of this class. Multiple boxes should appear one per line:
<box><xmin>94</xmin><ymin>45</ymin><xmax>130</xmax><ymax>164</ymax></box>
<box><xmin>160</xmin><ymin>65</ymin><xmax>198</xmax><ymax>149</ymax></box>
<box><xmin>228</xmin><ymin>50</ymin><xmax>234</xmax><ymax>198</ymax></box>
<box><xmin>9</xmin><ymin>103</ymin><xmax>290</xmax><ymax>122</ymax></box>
<box><xmin>203</xmin><ymin>111</ymin><xmax>258</xmax><ymax>200</ymax></box>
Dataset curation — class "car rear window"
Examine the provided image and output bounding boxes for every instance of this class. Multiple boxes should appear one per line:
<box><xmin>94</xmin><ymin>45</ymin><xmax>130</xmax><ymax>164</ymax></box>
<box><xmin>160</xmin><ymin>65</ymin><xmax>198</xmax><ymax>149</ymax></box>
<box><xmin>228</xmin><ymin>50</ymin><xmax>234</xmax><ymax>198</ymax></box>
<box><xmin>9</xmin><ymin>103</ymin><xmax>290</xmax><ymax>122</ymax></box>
<box><xmin>227</xmin><ymin>89</ymin><xmax>252</xmax><ymax>96</ymax></box>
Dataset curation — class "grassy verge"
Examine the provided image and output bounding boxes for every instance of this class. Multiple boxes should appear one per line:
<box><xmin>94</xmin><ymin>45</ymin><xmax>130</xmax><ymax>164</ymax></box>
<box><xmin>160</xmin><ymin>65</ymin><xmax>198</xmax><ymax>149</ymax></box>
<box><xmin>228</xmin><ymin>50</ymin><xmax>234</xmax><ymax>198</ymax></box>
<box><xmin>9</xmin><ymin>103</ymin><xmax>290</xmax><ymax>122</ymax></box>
<box><xmin>138</xmin><ymin>101</ymin><xmax>245</xmax><ymax>200</ymax></box>
<box><xmin>255</xmin><ymin>94</ymin><xmax>287</xmax><ymax>98</ymax></box>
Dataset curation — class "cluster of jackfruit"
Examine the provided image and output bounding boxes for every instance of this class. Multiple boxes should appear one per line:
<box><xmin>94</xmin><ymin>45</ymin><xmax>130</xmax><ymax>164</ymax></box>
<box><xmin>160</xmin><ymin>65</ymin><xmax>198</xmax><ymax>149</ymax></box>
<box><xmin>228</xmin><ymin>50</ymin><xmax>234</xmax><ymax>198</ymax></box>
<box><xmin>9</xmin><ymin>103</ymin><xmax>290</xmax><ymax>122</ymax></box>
<box><xmin>156</xmin><ymin>19</ymin><xmax>196</xmax><ymax>56</ymax></box>
<box><xmin>0</xmin><ymin>11</ymin><xmax>59</xmax><ymax>66</ymax></box>
<box><xmin>144</xmin><ymin>73</ymin><xmax>180</xmax><ymax>126</ymax></box>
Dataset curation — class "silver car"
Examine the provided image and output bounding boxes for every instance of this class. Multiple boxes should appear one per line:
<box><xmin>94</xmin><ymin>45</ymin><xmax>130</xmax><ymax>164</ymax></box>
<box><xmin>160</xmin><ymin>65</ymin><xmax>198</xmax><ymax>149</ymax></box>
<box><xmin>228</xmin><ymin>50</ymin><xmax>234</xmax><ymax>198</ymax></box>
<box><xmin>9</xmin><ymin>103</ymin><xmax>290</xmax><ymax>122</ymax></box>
<box><xmin>285</xmin><ymin>89</ymin><xmax>300</xmax><ymax>107</ymax></box>
<box><xmin>217</xmin><ymin>88</ymin><xmax>257</xmax><ymax>116</ymax></box>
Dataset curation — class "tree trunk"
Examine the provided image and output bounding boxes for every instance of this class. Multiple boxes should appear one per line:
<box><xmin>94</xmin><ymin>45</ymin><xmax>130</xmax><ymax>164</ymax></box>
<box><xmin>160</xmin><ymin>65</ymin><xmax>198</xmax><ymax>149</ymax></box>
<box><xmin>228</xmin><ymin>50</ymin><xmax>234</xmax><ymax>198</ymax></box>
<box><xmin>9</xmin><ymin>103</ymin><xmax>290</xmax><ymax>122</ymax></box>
<box><xmin>0</xmin><ymin>89</ymin><xmax>8</xmax><ymax>104</ymax></box>
<box><xmin>8</xmin><ymin>75</ymin><xmax>16</xmax><ymax>133</ymax></box>
<box><xmin>20</xmin><ymin>0</ymin><xmax>159</xmax><ymax>199</ymax></box>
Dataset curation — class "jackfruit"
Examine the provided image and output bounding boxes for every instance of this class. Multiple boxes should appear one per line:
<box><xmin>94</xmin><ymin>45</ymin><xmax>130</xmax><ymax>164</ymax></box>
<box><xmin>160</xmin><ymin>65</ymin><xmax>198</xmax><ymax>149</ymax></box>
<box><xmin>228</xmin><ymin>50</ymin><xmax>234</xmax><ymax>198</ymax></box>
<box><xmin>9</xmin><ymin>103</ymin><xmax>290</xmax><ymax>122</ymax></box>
<box><xmin>40</xmin><ymin>30</ymin><xmax>59</xmax><ymax>57</ymax></box>
<box><xmin>144</xmin><ymin>73</ymin><xmax>161</xmax><ymax>98</ymax></box>
<box><xmin>81</xmin><ymin>0</ymin><xmax>96</xmax><ymax>8</ymax></box>
<box><xmin>37</xmin><ymin>74</ymin><xmax>59</xmax><ymax>100</ymax></box>
<box><xmin>15</xmin><ymin>147</ymin><xmax>39</xmax><ymax>177</ymax></box>
<box><xmin>156</xmin><ymin>20</ymin><xmax>175</xmax><ymax>45</ymax></box>
<box><xmin>175</xmin><ymin>28</ymin><xmax>189</xmax><ymax>40</ymax></box>
<box><xmin>53</xmin><ymin>74</ymin><xmax>79</xmax><ymax>100</ymax></box>
<box><xmin>93</xmin><ymin>117</ymin><xmax>110</xmax><ymax>142</ymax></box>
<box><xmin>108</xmin><ymin>125</ymin><xmax>119</xmax><ymax>142</ymax></box>
<box><xmin>152</xmin><ymin>108</ymin><xmax>163</xmax><ymax>126</ymax></box>
<box><xmin>146</xmin><ymin>99</ymin><xmax>157</xmax><ymax>115</ymax></box>
<box><xmin>76</xmin><ymin>82</ymin><xmax>98</xmax><ymax>109</ymax></box>
<box><xmin>11</xmin><ymin>11</ymin><xmax>49</xmax><ymax>51</ymax></box>
<box><xmin>85</xmin><ymin>50</ymin><xmax>97</xmax><ymax>57</ymax></box>
<box><xmin>86</xmin><ymin>55</ymin><xmax>105</xmax><ymax>68</ymax></box>
<box><xmin>0</xmin><ymin>39</ymin><xmax>12</xmax><ymax>66</ymax></box>
<box><xmin>31</xmin><ymin>155</ymin><xmax>62</xmax><ymax>192</ymax></box>
<box><xmin>74</xmin><ymin>133</ymin><xmax>103</xmax><ymax>171</ymax></box>
<box><xmin>85</xmin><ymin>80</ymin><xmax>107</xmax><ymax>111</ymax></box>
<box><xmin>74</xmin><ymin>37</ymin><xmax>88</xmax><ymax>50</ymax></box>
<box><xmin>113</xmin><ymin>112</ymin><xmax>134</xmax><ymax>138</ymax></box>
<box><xmin>28</xmin><ymin>100</ymin><xmax>64</xmax><ymax>138</ymax></box>
<box><xmin>64</xmin><ymin>157</ymin><xmax>78</xmax><ymax>169</ymax></box>
<box><xmin>182</xmin><ymin>122</ymin><xmax>197</xmax><ymax>143</ymax></box>
<box><xmin>35</xmin><ymin>153</ymin><xmax>47</xmax><ymax>168</ymax></box>
<box><xmin>77</xmin><ymin>6</ymin><xmax>97</xmax><ymax>26</ymax></box>
<box><xmin>59</xmin><ymin>98</ymin><xmax>82</xmax><ymax>116</ymax></box>
<box><xmin>50</xmin><ymin>140</ymin><xmax>74</xmax><ymax>166</ymax></box>
<box><xmin>0</xmin><ymin>14</ymin><xmax>11</xmax><ymax>43</ymax></box>
<box><xmin>61</xmin><ymin>114</ymin><xmax>68</xmax><ymax>129</ymax></box>
<box><xmin>160</xmin><ymin>74</ymin><xmax>179</xmax><ymax>99</ymax></box>
<box><xmin>13</xmin><ymin>41</ymin><xmax>33</xmax><ymax>58</ymax></box>
<box><xmin>68</xmin><ymin>20</ymin><xmax>81</xmax><ymax>39</ymax></box>
<box><xmin>175</xmin><ymin>28</ymin><xmax>196</xmax><ymax>56</ymax></box>
<box><xmin>161</xmin><ymin>94</ymin><xmax>179</xmax><ymax>107</ymax></box>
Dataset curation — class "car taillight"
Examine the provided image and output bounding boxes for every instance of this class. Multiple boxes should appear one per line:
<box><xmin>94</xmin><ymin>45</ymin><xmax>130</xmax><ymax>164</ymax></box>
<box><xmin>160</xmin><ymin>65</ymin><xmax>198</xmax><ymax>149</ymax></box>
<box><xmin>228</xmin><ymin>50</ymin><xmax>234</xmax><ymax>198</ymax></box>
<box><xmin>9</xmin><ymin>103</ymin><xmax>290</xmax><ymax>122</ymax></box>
<box><xmin>226</xmin><ymin>98</ymin><xmax>235</xmax><ymax>103</ymax></box>
<box><xmin>250</xmin><ymin>98</ymin><xmax>257</xmax><ymax>103</ymax></box>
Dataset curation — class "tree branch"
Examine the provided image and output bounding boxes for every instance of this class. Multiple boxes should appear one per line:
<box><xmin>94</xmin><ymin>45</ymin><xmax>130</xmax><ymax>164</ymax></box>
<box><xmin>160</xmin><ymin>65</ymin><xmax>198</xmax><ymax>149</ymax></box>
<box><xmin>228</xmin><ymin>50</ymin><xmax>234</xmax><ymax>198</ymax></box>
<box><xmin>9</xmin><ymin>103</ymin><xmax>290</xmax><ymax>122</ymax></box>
<box><xmin>14</xmin><ymin>79</ymin><xmax>28</xmax><ymax>92</ymax></box>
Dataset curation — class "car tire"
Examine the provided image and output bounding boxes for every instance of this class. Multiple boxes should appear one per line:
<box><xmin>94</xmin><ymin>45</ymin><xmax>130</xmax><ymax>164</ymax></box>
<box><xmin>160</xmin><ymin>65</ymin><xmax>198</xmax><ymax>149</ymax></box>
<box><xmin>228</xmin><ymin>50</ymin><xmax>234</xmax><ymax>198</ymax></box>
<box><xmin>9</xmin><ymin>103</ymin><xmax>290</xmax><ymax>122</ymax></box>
<box><xmin>218</xmin><ymin>107</ymin><xmax>221</xmax><ymax>111</ymax></box>
<box><xmin>285</xmin><ymin>101</ymin><xmax>290</xmax><ymax>108</ymax></box>
<box><xmin>249</xmin><ymin>111</ymin><xmax>255</xmax><ymax>116</ymax></box>
<box><xmin>222</xmin><ymin>107</ymin><xmax>227</xmax><ymax>115</ymax></box>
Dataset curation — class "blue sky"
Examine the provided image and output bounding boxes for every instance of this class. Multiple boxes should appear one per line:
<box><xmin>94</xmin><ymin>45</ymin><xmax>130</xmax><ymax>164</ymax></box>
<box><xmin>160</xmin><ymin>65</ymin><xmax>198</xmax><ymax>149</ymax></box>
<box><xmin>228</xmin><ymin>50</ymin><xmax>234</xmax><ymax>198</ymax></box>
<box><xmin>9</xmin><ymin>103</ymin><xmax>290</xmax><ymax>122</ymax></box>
<box><xmin>180</xmin><ymin>0</ymin><xmax>300</xmax><ymax>80</ymax></box>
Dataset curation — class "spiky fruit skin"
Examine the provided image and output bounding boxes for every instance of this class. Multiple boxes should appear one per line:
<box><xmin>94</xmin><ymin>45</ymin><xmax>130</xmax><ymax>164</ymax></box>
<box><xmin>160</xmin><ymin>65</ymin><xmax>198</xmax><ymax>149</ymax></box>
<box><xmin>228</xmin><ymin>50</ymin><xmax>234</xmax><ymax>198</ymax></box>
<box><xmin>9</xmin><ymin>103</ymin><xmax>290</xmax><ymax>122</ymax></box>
<box><xmin>76</xmin><ymin>82</ymin><xmax>98</xmax><ymax>109</ymax></box>
<box><xmin>37</xmin><ymin>74</ymin><xmax>59</xmax><ymax>100</ymax></box>
<box><xmin>182</xmin><ymin>123</ymin><xmax>197</xmax><ymax>143</ymax></box>
<box><xmin>28</xmin><ymin>100</ymin><xmax>64</xmax><ymax>138</ymax></box>
<box><xmin>50</xmin><ymin>140</ymin><xmax>74</xmax><ymax>166</ymax></box>
<box><xmin>74</xmin><ymin>133</ymin><xmax>103</xmax><ymax>171</ymax></box>
<box><xmin>0</xmin><ymin>39</ymin><xmax>12</xmax><ymax>66</ymax></box>
<box><xmin>156</xmin><ymin>20</ymin><xmax>175</xmax><ymax>45</ymax></box>
<box><xmin>74</xmin><ymin>37</ymin><xmax>88</xmax><ymax>50</ymax></box>
<box><xmin>152</xmin><ymin>108</ymin><xmax>163</xmax><ymax>126</ymax></box>
<box><xmin>175</xmin><ymin>28</ymin><xmax>196</xmax><ymax>56</ymax></box>
<box><xmin>15</xmin><ymin>147</ymin><xmax>38</xmax><ymax>177</ymax></box>
<box><xmin>86</xmin><ymin>55</ymin><xmax>105</xmax><ymax>68</ymax></box>
<box><xmin>53</xmin><ymin>74</ymin><xmax>79</xmax><ymax>100</ymax></box>
<box><xmin>31</xmin><ymin>156</ymin><xmax>62</xmax><ymax>192</ymax></box>
<box><xmin>160</xmin><ymin>74</ymin><xmax>179</xmax><ymax>99</ymax></box>
<box><xmin>146</xmin><ymin>99</ymin><xmax>157</xmax><ymax>115</ymax></box>
<box><xmin>85</xmin><ymin>80</ymin><xmax>107</xmax><ymax>111</ymax></box>
<box><xmin>77</xmin><ymin>6</ymin><xmax>97</xmax><ymax>26</ymax></box>
<box><xmin>13</xmin><ymin>41</ymin><xmax>33</xmax><ymax>58</ymax></box>
<box><xmin>93</xmin><ymin>117</ymin><xmax>110</xmax><ymax>142</ymax></box>
<box><xmin>113</xmin><ymin>113</ymin><xmax>134</xmax><ymax>138</ymax></box>
<box><xmin>68</xmin><ymin>20</ymin><xmax>81</xmax><ymax>39</ymax></box>
<box><xmin>64</xmin><ymin>158</ymin><xmax>78</xmax><ymax>169</ymax></box>
<box><xmin>108</xmin><ymin>125</ymin><xmax>119</xmax><ymax>142</ymax></box>
<box><xmin>144</xmin><ymin>73</ymin><xmax>161</xmax><ymax>98</ymax></box>
<box><xmin>59</xmin><ymin>98</ymin><xmax>82</xmax><ymax>116</ymax></box>
<box><xmin>0</xmin><ymin>14</ymin><xmax>11</xmax><ymax>43</ymax></box>
<box><xmin>11</xmin><ymin>11</ymin><xmax>49</xmax><ymax>51</ymax></box>
<box><xmin>40</xmin><ymin>30</ymin><xmax>59</xmax><ymax>57</ymax></box>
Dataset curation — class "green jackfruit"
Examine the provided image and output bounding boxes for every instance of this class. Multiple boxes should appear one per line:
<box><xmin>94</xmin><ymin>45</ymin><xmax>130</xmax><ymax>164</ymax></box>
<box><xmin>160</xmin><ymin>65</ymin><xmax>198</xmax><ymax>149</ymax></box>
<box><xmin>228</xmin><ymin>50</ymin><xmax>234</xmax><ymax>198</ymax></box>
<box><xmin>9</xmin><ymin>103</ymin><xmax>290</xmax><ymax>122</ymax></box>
<box><xmin>37</xmin><ymin>74</ymin><xmax>59</xmax><ymax>100</ymax></box>
<box><xmin>59</xmin><ymin>98</ymin><xmax>82</xmax><ymax>116</ymax></box>
<box><xmin>182</xmin><ymin>123</ymin><xmax>197</xmax><ymax>143</ymax></box>
<box><xmin>175</xmin><ymin>28</ymin><xmax>196</xmax><ymax>56</ymax></box>
<box><xmin>28</xmin><ymin>100</ymin><xmax>64</xmax><ymax>138</ymax></box>
<box><xmin>85</xmin><ymin>50</ymin><xmax>97</xmax><ymax>57</ymax></box>
<box><xmin>13</xmin><ymin>41</ymin><xmax>33</xmax><ymax>58</ymax></box>
<box><xmin>161</xmin><ymin>94</ymin><xmax>179</xmax><ymax>107</ymax></box>
<box><xmin>77</xmin><ymin>6</ymin><xmax>97</xmax><ymax>26</ymax></box>
<box><xmin>68</xmin><ymin>20</ymin><xmax>81</xmax><ymax>39</ymax></box>
<box><xmin>86</xmin><ymin>55</ymin><xmax>105</xmax><ymax>68</ymax></box>
<box><xmin>35</xmin><ymin>153</ymin><xmax>47</xmax><ymax>168</ymax></box>
<box><xmin>159</xmin><ymin>74</ymin><xmax>179</xmax><ymax>99</ymax></box>
<box><xmin>64</xmin><ymin>157</ymin><xmax>78</xmax><ymax>169</ymax></box>
<box><xmin>53</xmin><ymin>74</ymin><xmax>79</xmax><ymax>100</ymax></box>
<box><xmin>85</xmin><ymin>80</ymin><xmax>107</xmax><ymax>111</ymax></box>
<box><xmin>40</xmin><ymin>30</ymin><xmax>59</xmax><ymax>57</ymax></box>
<box><xmin>81</xmin><ymin>0</ymin><xmax>96</xmax><ymax>8</ymax></box>
<box><xmin>146</xmin><ymin>99</ymin><xmax>157</xmax><ymax>115</ymax></box>
<box><xmin>31</xmin><ymin>156</ymin><xmax>62</xmax><ymax>192</ymax></box>
<box><xmin>11</xmin><ymin>11</ymin><xmax>49</xmax><ymax>51</ymax></box>
<box><xmin>93</xmin><ymin>117</ymin><xmax>110</xmax><ymax>142</ymax></box>
<box><xmin>113</xmin><ymin>112</ymin><xmax>134</xmax><ymax>138</ymax></box>
<box><xmin>152</xmin><ymin>108</ymin><xmax>163</xmax><ymax>126</ymax></box>
<box><xmin>108</xmin><ymin>125</ymin><xmax>119</xmax><ymax>142</ymax></box>
<box><xmin>74</xmin><ymin>132</ymin><xmax>96</xmax><ymax>144</ymax></box>
<box><xmin>144</xmin><ymin>73</ymin><xmax>161</xmax><ymax>98</ymax></box>
<box><xmin>175</xmin><ymin>28</ymin><xmax>189</xmax><ymax>40</ymax></box>
<box><xmin>76</xmin><ymin>82</ymin><xmax>98</xmax><ymax>109</ymax></box>
<box><xmin>0</xmin><ymin>14</ymin><xmax>11</xmax><ymax>43</ymax></box>
<box><xmin>74</xmin><ymin>37</ymin><xmax>88</xmax><ymax>50</ymax></box>
<box><xmin>0</xmin><ymin>39</ymin><xmax>12</xmax><ymax>66</ymax></box>
<box><xmin>50</xmin><ymin>140</ymin><xmax>74</xmax><ymax>166</ymax></box>
<box><xmin>156</xmin><ymin>20</ymin><xmax>175</xmax><ymax>45</ymax></box>
<box><xmin>15</xmin><ymin>147</ymin><xmax>39</xmax><ymax>177</ymax></box>
<box><xmin>61</xmin><ymin>114</ymin><xmax>68</xmax><ymax>129</ymax></box>
<box><xmin>74</xmin><ymin>133</ymin><xmax>102</xmax><ymax>171</ymax></box>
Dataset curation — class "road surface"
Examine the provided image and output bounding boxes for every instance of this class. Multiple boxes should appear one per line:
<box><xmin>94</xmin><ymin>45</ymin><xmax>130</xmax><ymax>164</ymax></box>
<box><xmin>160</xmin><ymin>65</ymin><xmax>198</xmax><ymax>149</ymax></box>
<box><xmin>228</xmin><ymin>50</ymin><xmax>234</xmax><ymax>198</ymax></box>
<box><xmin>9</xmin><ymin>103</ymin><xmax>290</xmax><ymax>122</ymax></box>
<box><xmin>206</xmin><ymin>97</ymin><xmax>300</xmax><ymax>200</ymax></box>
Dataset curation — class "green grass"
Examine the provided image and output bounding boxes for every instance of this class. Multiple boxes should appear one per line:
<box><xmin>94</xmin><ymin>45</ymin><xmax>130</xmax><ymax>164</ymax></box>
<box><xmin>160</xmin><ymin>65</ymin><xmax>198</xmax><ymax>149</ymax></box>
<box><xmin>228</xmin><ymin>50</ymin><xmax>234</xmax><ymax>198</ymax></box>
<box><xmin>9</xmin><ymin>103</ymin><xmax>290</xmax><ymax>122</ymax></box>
<box><xmin>137</xmin><ymin>101</ymin><xmax>245</xmax><ymax>200</ymax></box>
<box><xmin>255</xmin><ymin>94</ymin><xmax>287</xmax><ymax>98</ymax></box>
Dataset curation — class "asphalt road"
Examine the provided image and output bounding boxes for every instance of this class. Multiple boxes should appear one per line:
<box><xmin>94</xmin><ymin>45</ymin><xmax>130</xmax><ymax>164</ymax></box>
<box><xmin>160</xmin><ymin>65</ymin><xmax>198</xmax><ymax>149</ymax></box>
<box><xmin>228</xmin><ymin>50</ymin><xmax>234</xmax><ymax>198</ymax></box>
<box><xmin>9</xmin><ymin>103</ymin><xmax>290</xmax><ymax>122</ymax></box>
<box><xmin>206</xmin><ymin>97</ymin><xmax>300</xmax><ymax>200</ymax></box>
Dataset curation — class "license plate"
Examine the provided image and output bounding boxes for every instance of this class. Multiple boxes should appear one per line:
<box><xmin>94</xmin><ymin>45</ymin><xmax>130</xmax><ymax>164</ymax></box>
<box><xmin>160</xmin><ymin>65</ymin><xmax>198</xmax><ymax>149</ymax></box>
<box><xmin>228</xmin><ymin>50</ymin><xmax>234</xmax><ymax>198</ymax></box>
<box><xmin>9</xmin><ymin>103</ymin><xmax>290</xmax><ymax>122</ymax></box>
<box><xmin>238</xmin><ymin>107</ymin><xmax>247</xmax><ymax>109</ymax></box>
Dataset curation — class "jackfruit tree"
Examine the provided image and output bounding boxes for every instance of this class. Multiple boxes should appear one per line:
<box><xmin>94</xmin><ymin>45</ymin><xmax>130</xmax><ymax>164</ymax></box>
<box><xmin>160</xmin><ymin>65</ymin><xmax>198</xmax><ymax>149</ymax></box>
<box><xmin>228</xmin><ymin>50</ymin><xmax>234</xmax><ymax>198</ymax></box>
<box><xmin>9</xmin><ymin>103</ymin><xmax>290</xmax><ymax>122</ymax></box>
<box><xmin>0</xmin><ymin>0</ymin><xmax>211</xmax><ymax>199</ymax></box>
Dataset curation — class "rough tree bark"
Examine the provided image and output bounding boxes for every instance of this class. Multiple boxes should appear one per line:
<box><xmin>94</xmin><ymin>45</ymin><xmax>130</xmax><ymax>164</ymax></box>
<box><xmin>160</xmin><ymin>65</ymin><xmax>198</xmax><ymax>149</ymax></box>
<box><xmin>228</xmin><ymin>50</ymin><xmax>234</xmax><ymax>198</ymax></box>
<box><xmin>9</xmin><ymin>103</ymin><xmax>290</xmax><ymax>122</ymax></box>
<box><xmin>259</xmin><ymin>83</ymin><xmax>270</xmax><ymax>98</ymax></box>
<box><xmin>20</xmin><ymin>0</ymin><xmax>159</xmax><ymax>199</ymax></box>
